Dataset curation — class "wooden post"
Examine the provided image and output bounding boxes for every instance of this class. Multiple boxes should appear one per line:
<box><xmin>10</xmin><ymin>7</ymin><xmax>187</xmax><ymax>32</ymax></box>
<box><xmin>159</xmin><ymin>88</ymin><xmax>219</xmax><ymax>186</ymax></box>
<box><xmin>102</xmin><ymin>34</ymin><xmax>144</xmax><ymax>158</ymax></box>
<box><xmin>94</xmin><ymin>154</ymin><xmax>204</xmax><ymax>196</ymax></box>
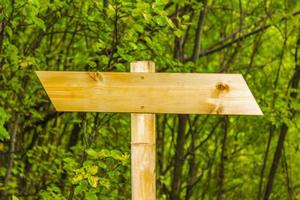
<box><xmin>131</xmin><ymin>61</ymin><xmax>156</xmax><ymax>200</ymax></box>
<box><xmin>36</xmin><ymin>60</ymin><xmax>262</xmax><ymax>199</ymax></box>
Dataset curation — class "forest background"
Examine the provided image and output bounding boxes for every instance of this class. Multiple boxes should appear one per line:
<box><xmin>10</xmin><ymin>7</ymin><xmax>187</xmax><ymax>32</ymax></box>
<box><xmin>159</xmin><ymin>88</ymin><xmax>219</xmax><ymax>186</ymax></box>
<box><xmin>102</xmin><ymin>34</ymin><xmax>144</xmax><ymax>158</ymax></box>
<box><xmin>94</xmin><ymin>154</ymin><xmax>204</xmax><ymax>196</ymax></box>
<box><xmin>0</xmin><ymin>0</ymin><xmax>300</xmax><ymax>199</ymax></box>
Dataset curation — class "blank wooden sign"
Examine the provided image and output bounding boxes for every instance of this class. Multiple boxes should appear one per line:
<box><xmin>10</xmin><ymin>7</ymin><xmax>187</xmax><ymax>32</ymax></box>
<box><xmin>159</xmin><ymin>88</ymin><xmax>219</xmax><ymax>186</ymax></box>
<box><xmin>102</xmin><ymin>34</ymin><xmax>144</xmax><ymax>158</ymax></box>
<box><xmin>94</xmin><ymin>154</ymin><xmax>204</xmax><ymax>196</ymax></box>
<box><xmin>36</xmin><ymin>61</ymin><xmax>262</xmax><ymax>200</ymax></box>
<box><xmin>36</xmin><ymin>71</ymin><xmax>262</xmax><ymax>115</ymax></box>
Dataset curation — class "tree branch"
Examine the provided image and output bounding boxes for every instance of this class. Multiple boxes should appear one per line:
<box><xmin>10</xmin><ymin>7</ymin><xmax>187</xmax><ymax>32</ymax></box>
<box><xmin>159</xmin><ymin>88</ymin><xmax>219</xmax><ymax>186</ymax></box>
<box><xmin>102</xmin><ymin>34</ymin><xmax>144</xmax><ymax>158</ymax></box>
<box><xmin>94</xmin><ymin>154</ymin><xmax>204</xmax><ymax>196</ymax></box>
<box><xmin>192</xmin><ymin>0</ymin><xmax>208</xmax><ymax>63</ymax></box>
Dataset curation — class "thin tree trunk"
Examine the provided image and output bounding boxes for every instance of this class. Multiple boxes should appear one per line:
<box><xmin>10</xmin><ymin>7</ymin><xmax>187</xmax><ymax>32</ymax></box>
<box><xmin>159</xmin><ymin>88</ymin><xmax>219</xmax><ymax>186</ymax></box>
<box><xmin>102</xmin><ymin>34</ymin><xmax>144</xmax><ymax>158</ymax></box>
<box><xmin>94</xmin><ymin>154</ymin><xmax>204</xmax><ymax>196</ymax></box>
<box><xmin>257</xmin><ymin>127</ymin><xmax>274</xmax><ymax>199</ymax></box>
<box><xmin>217</xmin><ymin>116</ymin><xmax>229</xmax><ymax>200</ymax></box>
<box><xmin>201</xmin><ymin>136</ymin><xmax>218</xmax><ymax>200</ymax></box>
<box><xmin>192</xmin><ymin>0</ymin><xmax>208</xmax><ymax>63</ymax></box>
<box><xmin>185</xmin><ymin>125</ymin><xmax>196</xmax><ymax>200</ymax></box>
<box><xmin>282</xmin><ymin>147</ymin><xmax>294</xmax><ymax>199</ymax></box>
<box><xmin>170</xmin><ymin>114</ymin><xmax>188</xmax><ymax>200</ymax></box>
<box><xmin>4</xmin><ymin>113</ymin><xmax>20</xmax><ymax>186</ymax></box>
<box><xmin>263</xmin><ymin>124</ymin><xmax>288</xmax><ymax>200</ymax></box>
<box><xmin>157</xmin><ymin>115</ymin><xmax>168</xmax><ymax>196</ymax></box>
<box><xmin>68</xmin><ymin>123</ymin><xmax>80</xmax><ymax>149</ymax></box>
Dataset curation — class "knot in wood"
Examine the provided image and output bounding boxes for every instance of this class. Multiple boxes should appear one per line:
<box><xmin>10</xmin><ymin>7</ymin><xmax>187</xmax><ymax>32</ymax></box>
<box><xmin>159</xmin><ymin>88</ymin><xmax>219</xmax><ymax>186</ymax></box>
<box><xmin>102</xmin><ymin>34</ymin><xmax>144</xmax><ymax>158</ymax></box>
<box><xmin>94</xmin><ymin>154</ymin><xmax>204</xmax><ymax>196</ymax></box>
<box><xmin>208</xmin><ymin>101</ymin><xmax>224</xmax><ymax>114</ymax></box>
<box><xmin>216</xmin><ymin>82</ymin><xmax>230</xmax><ymax>92</ymax></box>
<box><xmin>88</xmin><ymin>72</ymin><xmax>103</xmax><ymax>82</ymax></box>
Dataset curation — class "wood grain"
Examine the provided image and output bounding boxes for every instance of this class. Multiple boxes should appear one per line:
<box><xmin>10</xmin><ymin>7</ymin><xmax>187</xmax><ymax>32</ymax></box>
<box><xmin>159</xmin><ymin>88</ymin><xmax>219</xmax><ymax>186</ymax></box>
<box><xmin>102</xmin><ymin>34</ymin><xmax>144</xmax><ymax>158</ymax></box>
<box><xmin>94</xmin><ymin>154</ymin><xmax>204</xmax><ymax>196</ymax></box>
<box><xmin>36</xmin><ymin>70</ymin><xmax>262</xmax><ymax>115</ymax></box>
<box><xmin>131</xmin><ymin>61</ymin><xmax>156</xmax><ymax>200</ymax></box>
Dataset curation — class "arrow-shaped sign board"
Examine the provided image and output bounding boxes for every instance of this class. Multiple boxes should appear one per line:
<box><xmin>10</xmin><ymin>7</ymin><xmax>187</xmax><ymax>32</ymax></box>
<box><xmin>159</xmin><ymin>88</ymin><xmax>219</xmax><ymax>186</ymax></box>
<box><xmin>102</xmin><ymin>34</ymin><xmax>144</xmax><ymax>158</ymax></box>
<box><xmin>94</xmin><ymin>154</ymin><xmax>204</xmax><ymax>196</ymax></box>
<box><xmin>36</xmin><ymin>61</ymin><xmax>262</xmax><ymax>200</ymax></box>
<box><xmin>36</xmin><ymin>71</ymin><xmax>262</xmax><ymax>115</ymax></box>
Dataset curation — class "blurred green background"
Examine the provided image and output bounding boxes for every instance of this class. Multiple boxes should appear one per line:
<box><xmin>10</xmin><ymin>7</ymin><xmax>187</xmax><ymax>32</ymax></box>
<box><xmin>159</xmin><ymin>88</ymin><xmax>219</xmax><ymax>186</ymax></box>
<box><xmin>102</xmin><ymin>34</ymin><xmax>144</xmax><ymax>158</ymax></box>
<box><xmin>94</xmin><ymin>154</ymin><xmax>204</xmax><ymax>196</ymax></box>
<box><xmin>0</xmin><ymin>0</ymin><xmax>300</xmax><ymax>199</ymax></box>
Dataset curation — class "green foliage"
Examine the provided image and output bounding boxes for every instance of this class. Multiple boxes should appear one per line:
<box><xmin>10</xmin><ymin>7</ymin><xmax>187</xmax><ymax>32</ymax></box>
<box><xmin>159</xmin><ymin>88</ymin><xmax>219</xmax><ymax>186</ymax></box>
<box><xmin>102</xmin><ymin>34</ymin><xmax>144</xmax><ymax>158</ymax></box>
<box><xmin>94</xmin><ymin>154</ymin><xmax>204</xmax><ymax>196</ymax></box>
<box><xmin>68</xmin><ymin>148</ymin><xmax>129</xmax><ymax>198</ymax></box>
<box><xmin>39</xmin><ymin>184</ymin><xmax>66</xmax><ymax>200</ymax></box>
<box><xmin>0</xmin><ymin>0</ymin><xmax>300</xmax><ymax>199</ymax></box>
<box><xmin>0</xmin><ymin>107</ymin><xmax>9</xmax><ymax>141</ymax></box>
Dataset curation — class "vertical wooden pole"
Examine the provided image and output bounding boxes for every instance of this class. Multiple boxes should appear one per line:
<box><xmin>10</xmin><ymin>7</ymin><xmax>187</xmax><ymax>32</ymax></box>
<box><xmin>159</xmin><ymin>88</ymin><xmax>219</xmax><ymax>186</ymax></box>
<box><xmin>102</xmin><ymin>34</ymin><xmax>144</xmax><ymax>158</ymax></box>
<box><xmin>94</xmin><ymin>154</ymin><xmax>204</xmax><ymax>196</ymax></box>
<box><xmin>131</xmin><ymin>61</ymin><xmax>156</xmax><ymax>200</ymax></box>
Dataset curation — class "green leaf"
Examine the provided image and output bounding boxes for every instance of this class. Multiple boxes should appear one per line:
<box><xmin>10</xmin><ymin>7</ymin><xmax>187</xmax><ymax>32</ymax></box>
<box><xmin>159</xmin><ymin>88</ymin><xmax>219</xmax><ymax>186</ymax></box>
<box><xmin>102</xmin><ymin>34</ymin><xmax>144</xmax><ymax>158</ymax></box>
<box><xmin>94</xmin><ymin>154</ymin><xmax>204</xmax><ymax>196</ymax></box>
<box><xmin>85</xmin><ymin>148</ymin><xmax>97</xmax><ymax>157</ymax></box>
<box><xmin>85</xmin><ymin>189</ymin><xmax>97</xmax><ymax>200</ymax></box>
<box><xmin>4</xmin><ymin>43</ymin><xmax>19</xmax><ymax>63</ymax></box>
<box><xmin>154</xmin><ymin>16</ymin><xmax>166</xmax><ymax>26</ymax></box>
<box><xmin>5</xmin><ymin>26</ymin><xmax>13</xmax><ymax>38</ymax></box>
<box><xmin>99</xmin><ymin>178</ymin><xmax>111</xmax><ymax>189</ymax></box>
<box><xmin>12</xmin><ymin>195</ymin><xmax>19</xmax><ymax>200</ymax></box>
<box><xmin>165</xmin><ymin>17</ymin><xmax>176</xmax><ymax>29</ymax></box>
<box><xmin>88</xmin><ymin>175</ymin><xmax>99</xmax><ymax>188</ymax></box>
<box><xmin>0</xmin><ymin>108</ymin><xmax>9</xmax><ymax>141</ymax></box>
<box><xmin>74</xmin><ymin>181</ymin><xmax>88</xmax><ymax>195</ymax></box>
<box><xmin>32</xmin><ymin>17</ymin><xmax>46</xmax><ymax>31</ymax></box>
<box><xmin>97</xmin><ymin>161</ymin><xmax>107</xmax><ymax>169</ymax></box>
<box><xmin>87</xmin><ymin>165</ymin><xmax>98</xmax><ymax>175</ymax></box>
<box><xmin>97</xmin><ymin>149</ymin><xmax>110</xmax><ymax>158</ymax></box>
<box><xmin>0</xmin><ymin>108</ymin><xmax>8</xmax><ymax>123</ymax></box>
<box><xmin>72</xmin><ymin>174</ymin><xmax>84</xmax><ymax>184</ymax></box>
<box><xmin>0</xmin><ymin>126</ymin><xmax>10</xmax><ymax>140</ymax></box>
<box><xmin>174</xmin><ymin>29</ymin><xmax>184</xmax><ymax>37</ymax></box>
<box><xmin>110</xmin><ymin>150</ymin><xmax>129</xmax><ymax>163</ymax></box>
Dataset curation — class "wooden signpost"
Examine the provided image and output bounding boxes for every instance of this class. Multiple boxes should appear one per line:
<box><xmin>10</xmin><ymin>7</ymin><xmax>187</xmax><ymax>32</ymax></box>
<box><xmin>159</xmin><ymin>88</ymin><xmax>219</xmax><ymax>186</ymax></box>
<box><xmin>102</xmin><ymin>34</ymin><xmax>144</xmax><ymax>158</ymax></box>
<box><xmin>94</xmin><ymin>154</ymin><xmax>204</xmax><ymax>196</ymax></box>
<box><xmin>36</xmin><ymin>61</ymin><xmax>262</xmax><ymax>200</ymax></box>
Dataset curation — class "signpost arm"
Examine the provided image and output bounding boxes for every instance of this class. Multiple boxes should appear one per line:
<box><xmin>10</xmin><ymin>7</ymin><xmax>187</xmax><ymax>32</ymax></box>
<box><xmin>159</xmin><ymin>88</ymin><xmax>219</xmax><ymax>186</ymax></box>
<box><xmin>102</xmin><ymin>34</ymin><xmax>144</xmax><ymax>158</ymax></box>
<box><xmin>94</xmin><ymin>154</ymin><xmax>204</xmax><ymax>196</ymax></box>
<box><xmin>131</xmin><ymin>61</ymin><xmax>156</xmax><ymax>200</ymax></box>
